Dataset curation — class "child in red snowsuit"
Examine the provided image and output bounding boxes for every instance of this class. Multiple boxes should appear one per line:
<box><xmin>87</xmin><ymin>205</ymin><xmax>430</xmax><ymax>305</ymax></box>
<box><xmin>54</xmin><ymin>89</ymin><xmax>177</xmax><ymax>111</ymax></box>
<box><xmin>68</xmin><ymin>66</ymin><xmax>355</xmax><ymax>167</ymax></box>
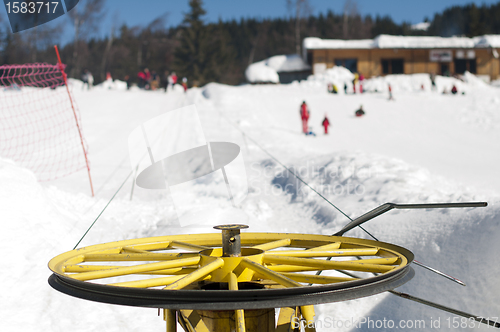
<box><xmin>322</xmin><ymin>115</ymin><xmax>330</xmax><ymax>134</ymax></box>
<box><xmin>300</xmin><ymin>101</ymin><xmax>310</xmax><ymax>134</ymax></box>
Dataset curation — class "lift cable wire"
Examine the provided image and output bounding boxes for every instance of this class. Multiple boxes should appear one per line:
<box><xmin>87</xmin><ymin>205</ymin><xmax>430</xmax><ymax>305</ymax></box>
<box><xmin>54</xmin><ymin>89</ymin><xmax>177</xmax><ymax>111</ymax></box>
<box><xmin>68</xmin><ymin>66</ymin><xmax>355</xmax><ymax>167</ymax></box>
<box><xmin>72</xmin><ymin>170</ymin><xmax>133</xmax><ymax>250</ymax></box>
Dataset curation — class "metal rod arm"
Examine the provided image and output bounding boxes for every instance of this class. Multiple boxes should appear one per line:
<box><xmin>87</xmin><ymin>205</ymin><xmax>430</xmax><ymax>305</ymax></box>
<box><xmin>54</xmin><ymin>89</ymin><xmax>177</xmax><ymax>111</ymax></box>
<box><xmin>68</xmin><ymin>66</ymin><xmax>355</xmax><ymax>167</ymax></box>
<box><xmin>335</xmin><ymin>270</ymin><xmax>499</xmax><ymax>329</ymax></box>
<box><xmin>389</xmin><ymin>290</ymin><xmax>500</xmax><ymax>328</ymax></box>
<box><xmin>334</xmin><ymin>202</ymin><xmax>487</xmax><ymax>236</ymax></box>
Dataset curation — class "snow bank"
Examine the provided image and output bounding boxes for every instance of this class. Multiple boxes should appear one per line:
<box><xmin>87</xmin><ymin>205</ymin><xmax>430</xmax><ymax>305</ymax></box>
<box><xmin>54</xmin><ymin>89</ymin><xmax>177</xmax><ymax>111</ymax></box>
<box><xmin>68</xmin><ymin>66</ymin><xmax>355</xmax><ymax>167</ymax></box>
<box><xmin>97</xmin><ymin>79</ymin><xmax>128</xmax><ymax>90</ymax></box>
<box><xmin>245</xmin><ymin>54</ymin><xmax>310</xmax><ymax>83</ymax></box>
<box><xmin>362</xmin><ymin>73</ymin><xmax>469</xmax><ymax>94</ymax></box>
<box><xmin>0</xmin><ymin>158</ymin><xmax>177</xmax><ymax>331</ymax></box>
<box><xmin>302</xmin><ymin>66</ymin><xmax>354</xmax><ymax>91</ymax></box>
<box><xmin>245</xmin><ymin>61</ymin><xmax>280</xmax><ymax>83</ymax></box>
<box><xmin>267</xmin><ymin>152</ymin><xmax>500</xmax><ymax>331</ymax></box>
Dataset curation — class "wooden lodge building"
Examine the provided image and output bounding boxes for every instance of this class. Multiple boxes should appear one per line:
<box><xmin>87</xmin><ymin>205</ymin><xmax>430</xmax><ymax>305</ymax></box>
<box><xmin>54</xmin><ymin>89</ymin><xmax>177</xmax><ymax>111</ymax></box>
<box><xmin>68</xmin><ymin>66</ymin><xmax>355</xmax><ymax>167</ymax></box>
<box><xmin>303</xmin><ymin>35</ymin><xmax>500</xmax><ymax>81</ymax></box>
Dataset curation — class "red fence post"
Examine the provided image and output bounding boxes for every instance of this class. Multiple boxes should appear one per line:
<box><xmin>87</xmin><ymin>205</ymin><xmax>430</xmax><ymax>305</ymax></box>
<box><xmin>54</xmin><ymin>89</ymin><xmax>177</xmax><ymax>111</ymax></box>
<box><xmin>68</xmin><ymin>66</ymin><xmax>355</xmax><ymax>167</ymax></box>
<box><xmin>54</xmin><ymin>45</ymin><xmax>95</xmax><ymax>197</ymax></box>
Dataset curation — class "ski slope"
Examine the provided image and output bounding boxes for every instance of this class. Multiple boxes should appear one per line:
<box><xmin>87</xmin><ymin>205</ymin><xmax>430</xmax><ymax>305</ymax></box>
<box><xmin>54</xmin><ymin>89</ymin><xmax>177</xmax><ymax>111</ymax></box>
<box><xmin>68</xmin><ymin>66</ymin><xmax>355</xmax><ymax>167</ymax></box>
<box><xmin>1</xmin><ymin>73</ymin><xmax>499</xmax><ymax>331</ymax></box>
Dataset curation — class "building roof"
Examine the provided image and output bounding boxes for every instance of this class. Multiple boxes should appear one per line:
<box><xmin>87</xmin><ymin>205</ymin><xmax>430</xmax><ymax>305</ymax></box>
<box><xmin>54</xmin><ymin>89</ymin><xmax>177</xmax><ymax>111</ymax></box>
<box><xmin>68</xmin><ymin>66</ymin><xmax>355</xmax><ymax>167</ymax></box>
<box><xmin>303</xmin><ymin>34</ymin><xmax>500</xmax><ymax>50</ymax></box>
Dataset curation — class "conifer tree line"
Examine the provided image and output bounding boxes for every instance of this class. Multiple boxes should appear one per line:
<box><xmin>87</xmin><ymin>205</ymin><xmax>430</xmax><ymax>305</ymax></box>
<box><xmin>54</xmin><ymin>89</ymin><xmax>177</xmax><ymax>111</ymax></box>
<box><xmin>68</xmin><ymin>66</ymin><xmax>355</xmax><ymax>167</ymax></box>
<box><xmin>1</xmin><ymin>0</ymin><xmax>499</xmax><ymax>86</ymax></box>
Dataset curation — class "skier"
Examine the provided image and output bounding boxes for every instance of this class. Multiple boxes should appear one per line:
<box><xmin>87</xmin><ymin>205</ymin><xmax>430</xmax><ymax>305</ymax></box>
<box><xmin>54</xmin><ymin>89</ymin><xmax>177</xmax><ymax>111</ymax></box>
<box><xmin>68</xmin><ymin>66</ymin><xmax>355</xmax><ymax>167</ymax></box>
<box><xmin>125</xmin><ymin>75</ymin><xmax>131</xmax><ymax>90</ymax></box>
<box><xmin>137</xmin><ymin>71</ymin><xmax>146</xmax><ymax>89</ymax></box>
<box><xmin>359</xmin><ymin>73</ymin><xmax>364</xmax><ymax>93</ymax></box>
<box><xmin>300</xmin><ymin>101</ymin><xmax>310</xmax><ymax>134</ymax></box>
<box><xmin>451</xmin><ymin>85</ymin><xmax>458</xmax><ymax>95</ymax></box>
<box><xmin>353</xmin><ymin>73</ymin><xmax>359</xmax><ymax>94</ymax></box>
<box><xmin>388</xmin><ymin>83</ymin><xmax>393</xmax><ymax>100</ymax></box>
<box><xmin>430</xmin><ymin>72</ymin><xmax>437</xmax><ymax>91</ymax></box>
<box><xmin>355</xmin><ymin>105</ymin><xmax>365</xmax><ymax>117</ymax></box>
<box><xmin>182</xmin><ymin>77</ymin><xmax>188</xmax><ymax>92</ymax></box>
<box><xmin>143</xmin><ymin>68</ymin><xmax>151</xmax><ymax>90</ymax></box>
<box><xmin>171</xmin><ymin>71</ymin><xmax>178</xmax><ymax>85</ymax></box>
<box><xmin>322</xmin><ymin>114</ymin><xmax>330</xmax><ymax>134</ymax></box>
<box><xmin>81</xmin><ymin>69</ymin><xmax>89</xmax><ymax>90</ymax></box>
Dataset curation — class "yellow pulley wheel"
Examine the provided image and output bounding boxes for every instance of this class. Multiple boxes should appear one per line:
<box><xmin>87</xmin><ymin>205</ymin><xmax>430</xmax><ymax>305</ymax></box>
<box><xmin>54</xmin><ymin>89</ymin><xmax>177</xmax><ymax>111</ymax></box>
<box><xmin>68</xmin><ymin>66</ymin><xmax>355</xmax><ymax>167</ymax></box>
<box><xmin>48</xmin><ymin>225</ymin><xmax>414</xmax><ymax>310</ymax></box>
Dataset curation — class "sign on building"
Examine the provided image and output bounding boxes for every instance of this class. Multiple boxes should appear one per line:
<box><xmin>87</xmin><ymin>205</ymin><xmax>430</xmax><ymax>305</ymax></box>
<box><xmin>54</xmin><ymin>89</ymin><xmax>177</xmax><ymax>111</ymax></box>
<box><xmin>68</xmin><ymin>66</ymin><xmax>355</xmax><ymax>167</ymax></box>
<box><xmin>430</xmin><ymin>50</ymin><xmax>453</xmax><ymax>62</ymax></box>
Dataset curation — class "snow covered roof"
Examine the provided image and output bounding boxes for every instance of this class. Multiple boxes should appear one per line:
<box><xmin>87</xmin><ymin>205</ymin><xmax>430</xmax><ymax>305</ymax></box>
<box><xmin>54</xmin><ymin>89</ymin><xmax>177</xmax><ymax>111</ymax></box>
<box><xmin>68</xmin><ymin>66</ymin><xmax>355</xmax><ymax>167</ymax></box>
<box><xmin>375</xmin><ymin>35</ymin><xmax>474</xmax><ymax>49</ymax></box>
<box><xmin>265</xmin><ymin>54</ymin><xmax>311</xmax><ymax>72</ymax></box>
<box><xmin>304</xmin><ymin>34</ymin><xmax>500</xmax><ymax>50</ymax></box>
<box><xmin>474</xmin><ymin>35</ymin><xmax>500</xmax><ymax>48</ymax></box>
<box><xmin>303</xmin><ymin>37</ymin><xmax>374</xmax><ymax>50</ymax></box>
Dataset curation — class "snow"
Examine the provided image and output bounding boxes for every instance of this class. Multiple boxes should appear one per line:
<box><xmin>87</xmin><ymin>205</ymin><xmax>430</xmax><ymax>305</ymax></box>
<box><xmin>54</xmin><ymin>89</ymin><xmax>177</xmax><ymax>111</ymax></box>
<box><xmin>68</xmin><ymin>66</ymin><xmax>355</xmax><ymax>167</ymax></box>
<box><xmin>474</xmin><ymin>35</ymin><xmax>500</xmax><ymax>48</ymax></box>
<box><xmin>304</xmin><ymin>34</ymin><xmax>500</xmax><ymax>50</ymax></box>
<box><xmin>303</xmin><ymin>66</ymin><xmax>354</xmax><ymax>91</ymax></box>
<box><xmin>245</xmin><ymin>61</ymin><xmax>280</xmax><ymax>83</ymax></box>
<box><xmin>266</xmin><ymin>54</ymin><xmax>311</xmax><ymax>72</ymax></box>
<box><xmin>246</xmin><ymin>54</ymin><xmax>311</xmax><ymax>83</ymax></box>
<box><xmin>303</xmin><ymin>37</ymin><xmax>374</xmax><ymax>50</ymax></box>
<box><xmin>2</xmin><ymin>71</ymin><xmax>500</xmax><ymax>331</ymax></box>
<box><xmin>411</xmin><ymin>22</ymin><xmax>431</xmax><ymax>31</ymax></box>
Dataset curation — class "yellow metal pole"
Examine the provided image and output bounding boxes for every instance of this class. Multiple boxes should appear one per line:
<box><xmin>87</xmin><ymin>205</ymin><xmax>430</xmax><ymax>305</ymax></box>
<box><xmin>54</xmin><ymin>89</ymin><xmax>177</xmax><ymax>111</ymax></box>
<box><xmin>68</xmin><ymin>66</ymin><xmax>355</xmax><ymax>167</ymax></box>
<box><xmin>170</xmin><ymin>241</ymin><xmax>211</xmax><ymax>251</ymax></box>
<box><xmin>265</xmin><ymin>248</ymin><xmax>378</xmax><ymax>257</ymax></box>
<box><xmin>263</xmin><ymin>255</ymin><xmax>395</xmax><ymax>273</ymax></box>
<box><xmin>164</xmin><ymin>309</ymin><xmax>177</xmax><ymax>332</ymax></box>
<box><xmin>252</xmin><ymin>238</ymin><xmax>291</xmax><ymax>251</ymax></box>
<box><xmin>240</xmin><ymin>258</ymin><xmax>302</xmax><ymax>288</ymax></box>
<box><xmin>72</xmin><ymin>256</ymin><xmax>201</xmax><ymax>281</ymax></box>
<box><xmin>280</xmin><ymin>272</ymin><xmax>353</xmax><ymax>284</ymax></box>
<box><xmin>229</xmin><ymin>273</ymin><xmax>246</xmax><ymax>332</ymax></box>
<box><xmin>165</xmin><ymin>258</ymin><xmax>224</xmax><ymax>290</ymax></box>
<box><xmin>83</xmin><ymin>252</ymin><xmax>198</xmax><ymax>261</ymax></box>
<box><xmin>300</xmin><ymin>306</ymin><xmax>316</xmax><ymax>332</ymax></box>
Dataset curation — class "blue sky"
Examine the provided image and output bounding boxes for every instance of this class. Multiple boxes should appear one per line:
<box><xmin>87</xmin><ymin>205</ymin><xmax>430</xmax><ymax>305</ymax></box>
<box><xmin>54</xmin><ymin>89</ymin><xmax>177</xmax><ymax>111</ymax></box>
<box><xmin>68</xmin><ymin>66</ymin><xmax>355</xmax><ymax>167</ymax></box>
<box><xmin>97</xmin><ymin>0</ymin><xmax>500</xmax><ymax>36</ymax></box>
<box><xmin>3</xmin><ymin>0</ymin><xmax>500</xmax><ymax>42</ymax></box>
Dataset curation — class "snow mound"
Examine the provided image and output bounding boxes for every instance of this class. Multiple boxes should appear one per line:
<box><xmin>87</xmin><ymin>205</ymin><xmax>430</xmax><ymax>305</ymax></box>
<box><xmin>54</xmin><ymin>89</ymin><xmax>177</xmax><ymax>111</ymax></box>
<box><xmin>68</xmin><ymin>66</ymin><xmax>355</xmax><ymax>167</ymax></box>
<box><xmin>246</xmin><ymin>54</ymin><xmax>310</xmax><ymax>83</ymax></box>
<box><xmin>302</xmin><ymin>66</ymin><xmax>354</xmax><ymax>91</ymax></box>
<box><xmin>245</xmin><ymin>62</ymin><xmax>279</xmax><ymax>83</ymax></box>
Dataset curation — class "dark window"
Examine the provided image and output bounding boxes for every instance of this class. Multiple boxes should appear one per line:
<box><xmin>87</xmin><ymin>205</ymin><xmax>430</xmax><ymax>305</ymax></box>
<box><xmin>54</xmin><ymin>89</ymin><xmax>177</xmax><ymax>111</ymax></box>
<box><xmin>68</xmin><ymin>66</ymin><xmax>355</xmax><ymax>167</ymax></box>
<box><xmin>454</xmin><ymin>59</ymin><xmax>467</xmax><ymax>74</ymax></box>
<box><xmin>382</xmin><ymin>60</ymin><xmax>390</xmax><ymax>74</ymax></box>
<box><xmin>469</xmin><ymin>59</ymin><xmax>476</xmax><ymax>73</ymax></box>
<box><xmin>335</xmin><ymin>58</ymin><xmax>358</xmax><ymax>73</ymax></box>
<box><xmin>392</xmin><ymin>59</ymin><xmax>404</xmax><ymax>74</ymax></box>
<box><xmin>381</xmin><ymin>59</ymin><xmax>404</xmax><ymax>75</ymax></box>
<box><xmin>454</xmin><ymin>59</ymin><xmax>476</xmax><ymax>74</ymax></box>
<box><xmin>307</xmin><ymin>52</ymin><xmax>313</xmax><ymax>67</ymax></box>
<box><xmin>441</xmin><ymin>64</ymin><xmax>450</xmax><ymax>76</ymax></box>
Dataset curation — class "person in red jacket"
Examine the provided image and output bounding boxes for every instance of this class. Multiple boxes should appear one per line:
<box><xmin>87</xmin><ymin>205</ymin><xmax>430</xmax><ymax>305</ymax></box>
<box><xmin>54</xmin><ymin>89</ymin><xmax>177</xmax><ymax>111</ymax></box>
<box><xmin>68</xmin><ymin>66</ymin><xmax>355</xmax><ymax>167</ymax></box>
<box><xmin>300</xmin><ymin>101</ymin><xmax>310</xmax><ymax>134</ymax></box>
<box><xmin>322</xmin><ymin>114</ymin><xmax>330</xmax><ymax>134</ymax></box>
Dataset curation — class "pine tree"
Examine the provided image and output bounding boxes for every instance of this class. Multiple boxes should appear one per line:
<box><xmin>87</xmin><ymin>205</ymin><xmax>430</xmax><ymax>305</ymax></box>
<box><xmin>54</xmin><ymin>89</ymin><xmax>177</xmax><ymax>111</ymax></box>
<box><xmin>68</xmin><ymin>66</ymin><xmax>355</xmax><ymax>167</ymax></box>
<box><xmin>173</xmin><ymin>0</ymin><xmax>211</xmax><ymax>85</ymax></box>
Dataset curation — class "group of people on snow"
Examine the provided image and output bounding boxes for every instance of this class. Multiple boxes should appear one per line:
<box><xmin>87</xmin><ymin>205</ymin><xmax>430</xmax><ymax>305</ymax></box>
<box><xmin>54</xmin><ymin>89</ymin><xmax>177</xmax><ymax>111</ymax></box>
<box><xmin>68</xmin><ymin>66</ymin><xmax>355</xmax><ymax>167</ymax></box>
<box><xmin>300</xmin><ymin>101</ymin><xmax>365</xmax><ymax>136</ymax></box>
<box><xmin>299</xmin><ymin>98</ymin><xmax>366</xmax><ymax>136</ymax></box>
<box><xmin>136</xmin><ymin>68</ymin><xmax>188</xmax><ymax>92</ymax></box>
